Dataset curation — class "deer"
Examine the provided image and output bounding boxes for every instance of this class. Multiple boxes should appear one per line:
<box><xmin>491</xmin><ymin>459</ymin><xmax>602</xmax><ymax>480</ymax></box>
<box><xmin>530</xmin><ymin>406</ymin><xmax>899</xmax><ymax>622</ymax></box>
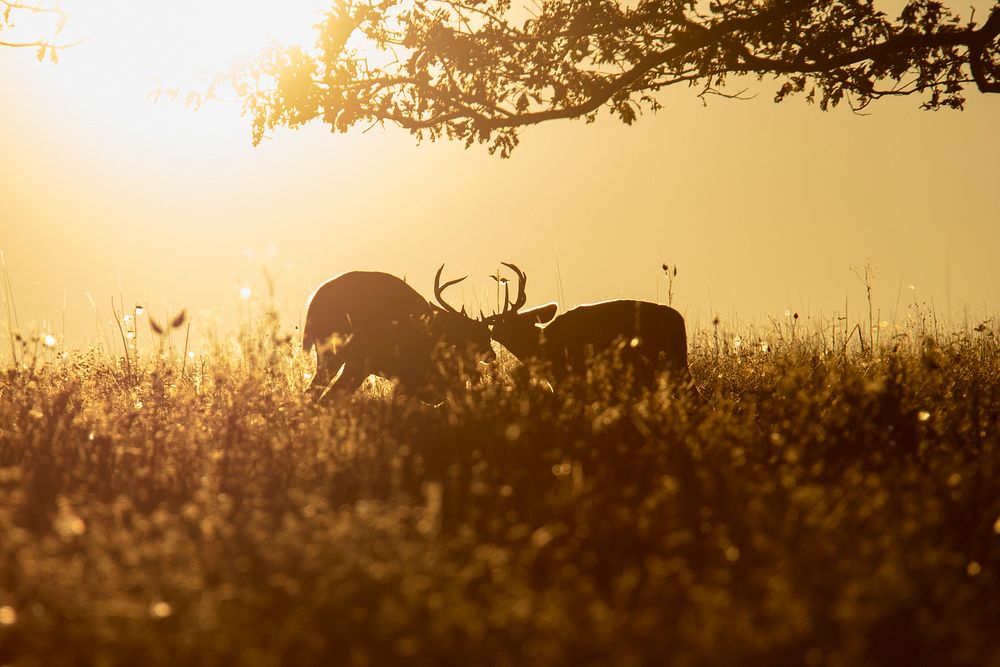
<box><xmin>302</xmin><ymin>265</ymin><xmax>493</xmax><ymax>399</ymax></box>
<box><xmin>485</xmin><ymin>263</ymin><xmax>700</xmax><ymax>398</ymax></box>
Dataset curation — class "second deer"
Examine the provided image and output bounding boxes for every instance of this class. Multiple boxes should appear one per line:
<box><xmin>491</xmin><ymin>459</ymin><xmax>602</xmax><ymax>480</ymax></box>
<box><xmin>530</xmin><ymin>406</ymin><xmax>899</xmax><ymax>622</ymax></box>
<box><xmin>486</xmin><ymin>263</ymin><xmax>699</xmax><ymax>397</ymax></box>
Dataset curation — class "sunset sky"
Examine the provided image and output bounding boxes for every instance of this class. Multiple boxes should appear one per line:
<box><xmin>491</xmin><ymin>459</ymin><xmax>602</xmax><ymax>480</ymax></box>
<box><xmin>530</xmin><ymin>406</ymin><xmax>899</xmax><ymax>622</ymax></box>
<box><xmin>1</xmin><ymin>1</ymin><xmax>998</xmax><ymax>351</ymax></box>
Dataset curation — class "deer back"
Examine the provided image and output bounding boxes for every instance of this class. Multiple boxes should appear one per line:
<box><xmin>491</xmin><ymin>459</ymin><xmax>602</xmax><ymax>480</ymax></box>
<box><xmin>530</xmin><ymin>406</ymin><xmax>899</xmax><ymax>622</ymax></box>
<box><xmin>541</xmin><ymin>300</ymin><xmax>690</xmax><ymax>382</ymax></box>
<box><xmin>303</xmin><ymin>271</ymin><xmax>431</xmax><ymax>354</ymax></box>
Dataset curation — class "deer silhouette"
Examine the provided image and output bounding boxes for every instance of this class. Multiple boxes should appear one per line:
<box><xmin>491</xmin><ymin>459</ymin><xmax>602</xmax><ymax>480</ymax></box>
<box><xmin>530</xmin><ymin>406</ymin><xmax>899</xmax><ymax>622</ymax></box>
<box><xmin>486</xmin><ymin>263</ymin><xmax>699</xmax><ymax>397</ymax></box>
<box><xmin>303</xmin><ymin>266</ymin><xmax>492</xmax><ymax>399</ymax></box>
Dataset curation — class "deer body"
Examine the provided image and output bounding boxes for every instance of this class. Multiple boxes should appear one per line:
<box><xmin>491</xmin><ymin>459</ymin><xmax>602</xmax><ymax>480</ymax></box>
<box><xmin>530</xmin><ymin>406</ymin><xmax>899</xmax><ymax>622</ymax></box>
<box><xmin>303</xmin><ymin>269</ymin><xmax>491</xmax><ymax>397</ymax></box>
<box><xmin>543</xmin><ymin>300</ymin><xmax>691</xmax><ymax>385</ymax></box>
<box><xmin>487</xmin><ymin>264</ymin><xmax>698</xmax><ymax>395</ymax></box>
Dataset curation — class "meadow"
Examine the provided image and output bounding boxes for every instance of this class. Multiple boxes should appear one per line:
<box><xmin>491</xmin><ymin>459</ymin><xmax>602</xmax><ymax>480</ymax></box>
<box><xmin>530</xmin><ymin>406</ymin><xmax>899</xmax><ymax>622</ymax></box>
<box><xmin>0</xmin><ymin>307</ymin><xmax>998</xmax><ymax>666</ymax></box>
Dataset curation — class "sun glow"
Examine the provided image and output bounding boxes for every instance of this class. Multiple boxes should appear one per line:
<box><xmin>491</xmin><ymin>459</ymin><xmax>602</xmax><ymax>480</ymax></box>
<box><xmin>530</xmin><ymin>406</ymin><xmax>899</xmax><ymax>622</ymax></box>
<box><xmin>72</xmin><ymin>0</ymin><xmax>327</xmax><ymax>84</ymax></box>
<box><xmin>8</xmin><ymin>0</ymin><xmax>330</xmax><ymax>152</ymax></box>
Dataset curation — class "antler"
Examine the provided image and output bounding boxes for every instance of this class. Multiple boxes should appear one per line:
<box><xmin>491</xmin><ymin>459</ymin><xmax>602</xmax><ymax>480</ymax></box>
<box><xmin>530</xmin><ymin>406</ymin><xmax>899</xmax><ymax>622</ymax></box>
<box><xmin>501</xmin><ymin>262</ymin><xmax>527</xmax><ymax>314</ymax></box>
<box><xmin>484</xmin><ymin>262</ymin><xmax>528</xmax><ymax>324</ymax></box>
<box><xmin>433</xmin><ymin>264</ymin><xmax>467</xmax><ymax>314</ymax></box>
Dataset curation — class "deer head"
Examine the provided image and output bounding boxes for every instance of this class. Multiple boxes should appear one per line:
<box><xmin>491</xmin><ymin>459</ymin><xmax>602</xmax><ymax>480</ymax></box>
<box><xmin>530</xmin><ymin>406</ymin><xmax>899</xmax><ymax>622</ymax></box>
<box><xmin>484</xmin><ymin>263</ymin><xmax>557</xmax><ymax>358</ymax></box>
<box><xmin>432</xmin><ymin>264</ymin><xmax>495</xmax><ymax>362</ymax></box>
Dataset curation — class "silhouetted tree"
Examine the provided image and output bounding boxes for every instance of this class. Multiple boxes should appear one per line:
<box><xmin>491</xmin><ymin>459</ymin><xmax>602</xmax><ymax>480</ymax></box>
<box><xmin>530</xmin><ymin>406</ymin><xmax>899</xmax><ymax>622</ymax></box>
<box><xmin>0</xmin><ymin>0</ymin><xmax>70</xmax><ymax>61</ymax></box>
<box><xmin>232</xmin><ymin>0</ymin><xmax>1000</xmax><ymax>156</ymax></box>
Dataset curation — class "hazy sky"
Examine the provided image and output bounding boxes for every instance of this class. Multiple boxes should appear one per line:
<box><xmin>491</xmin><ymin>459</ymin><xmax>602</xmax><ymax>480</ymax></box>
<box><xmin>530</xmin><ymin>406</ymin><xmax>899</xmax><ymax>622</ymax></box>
<box><xmin>1</xmin><ymin>1</ymin><xmax>998</xmax><ymax>351</ymax></box>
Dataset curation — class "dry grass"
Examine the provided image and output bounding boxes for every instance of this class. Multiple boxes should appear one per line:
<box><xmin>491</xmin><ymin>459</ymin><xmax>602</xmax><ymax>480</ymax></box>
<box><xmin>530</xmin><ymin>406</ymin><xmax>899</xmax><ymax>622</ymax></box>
<box><xmin>0</xmin><ymin>311</ymin><xmax>999</xmax><ymax>666</ymax></box>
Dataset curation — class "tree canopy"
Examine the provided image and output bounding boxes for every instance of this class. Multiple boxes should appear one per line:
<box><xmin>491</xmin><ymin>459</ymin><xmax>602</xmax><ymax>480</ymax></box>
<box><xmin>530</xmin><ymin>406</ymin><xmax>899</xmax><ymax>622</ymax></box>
<box><xmin>231</xmin><ymin>0</ymin><xmax>1000</xmax><ymax>156</ymax></box>
<box><xmin>0</xmin><ymin>1</ymin><xmax>70</xmax><ymax>62</ymax></box>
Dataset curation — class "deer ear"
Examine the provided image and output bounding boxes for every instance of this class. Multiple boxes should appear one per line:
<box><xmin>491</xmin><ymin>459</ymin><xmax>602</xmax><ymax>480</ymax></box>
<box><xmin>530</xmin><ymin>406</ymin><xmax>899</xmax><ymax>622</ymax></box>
<box><xmin>530</xmin><ymin>302</ymin><xmax>558</xmax><ymax>324</ymax></box>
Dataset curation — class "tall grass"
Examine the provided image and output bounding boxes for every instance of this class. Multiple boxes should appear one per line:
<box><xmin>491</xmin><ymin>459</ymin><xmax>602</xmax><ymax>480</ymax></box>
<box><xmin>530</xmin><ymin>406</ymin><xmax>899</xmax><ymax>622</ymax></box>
<box><xmin>0</xmin><ymin>307</ymin><xmax>998</xmax><ymax>665</ymax></box>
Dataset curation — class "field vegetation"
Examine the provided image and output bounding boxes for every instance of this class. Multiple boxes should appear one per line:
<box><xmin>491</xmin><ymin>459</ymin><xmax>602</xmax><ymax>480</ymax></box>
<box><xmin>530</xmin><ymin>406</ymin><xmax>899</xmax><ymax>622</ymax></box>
<box><xmin>1</xmin><ymin>302</ymin><xmax>999</xmax><ymax>665</ymax></box>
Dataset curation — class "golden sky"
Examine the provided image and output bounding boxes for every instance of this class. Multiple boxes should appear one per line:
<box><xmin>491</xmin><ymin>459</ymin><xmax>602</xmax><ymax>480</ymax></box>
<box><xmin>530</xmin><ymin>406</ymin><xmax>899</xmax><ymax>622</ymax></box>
<box><xmin>1</xmin><ymin>1</ymin><xmax>998</xmax><ymax>350</ymax></box>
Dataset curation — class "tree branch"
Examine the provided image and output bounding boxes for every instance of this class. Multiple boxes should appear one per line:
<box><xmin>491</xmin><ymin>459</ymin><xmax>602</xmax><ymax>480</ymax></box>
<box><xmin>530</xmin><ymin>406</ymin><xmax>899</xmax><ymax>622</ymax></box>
<box><xmin>0</xmin><ymin>0</ymin><xmax>76</xmax><ymax>55</ymax></box>
<box><xmin>969</xmin><ymin>7</ymin><xmax>1000</xmax><ymax>92</ymax></box>
<box><xmin>476</xmin><ymin>0</ymin><xmax>816</xmax><ymax>130</ymax></box>
<box><xmin>232</xmin><ymin>0</ymin><xmax>1000</xmax><ymax>155</ymax></box>
<box><xmin>0</xmin><ymin>0</ymin><xmax>64</xmax><ymax>14</ymax></box>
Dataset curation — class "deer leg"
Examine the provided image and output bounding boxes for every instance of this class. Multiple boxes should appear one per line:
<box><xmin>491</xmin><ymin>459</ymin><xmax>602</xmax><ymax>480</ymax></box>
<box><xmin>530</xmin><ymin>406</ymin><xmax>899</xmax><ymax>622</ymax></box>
<box><xmin>310</xmin><ymin>350</ymin><xmax>366</xmax><ymax>401</ymax></box>
<box><xmin>309</xmin><ymin>349</ymin><xmax>341</xmax><ymax>397</ymax></box>
<box><xmin>678</xmin><ymin>370</ymin><xmax>709</xmax><ymax>406</ymax></box>
<box><xmin>329</xmin><ymin>363</ymin><xmax>368</xmax><ymax>395</ymax></box>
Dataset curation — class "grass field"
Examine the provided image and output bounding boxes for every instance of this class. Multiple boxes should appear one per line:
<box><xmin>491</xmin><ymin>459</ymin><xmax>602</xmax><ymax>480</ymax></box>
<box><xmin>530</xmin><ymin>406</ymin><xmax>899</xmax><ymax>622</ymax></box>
<box><xmin>1</xmin><ymin>312</ymin><xmax>999</xmax><ymax>666</ymax></box>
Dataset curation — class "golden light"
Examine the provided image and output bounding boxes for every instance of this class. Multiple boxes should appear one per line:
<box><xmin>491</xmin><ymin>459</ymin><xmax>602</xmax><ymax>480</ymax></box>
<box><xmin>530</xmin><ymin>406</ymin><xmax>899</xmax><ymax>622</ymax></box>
<box><xmin>72</xmin><ymin>0</ymin><xmax>327</xmax><ymax>82</ymax></box>
<box><xmin>16</xmin><ymin>0</ymin><xmax>330</xmax><ymax>152</ymax></box>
